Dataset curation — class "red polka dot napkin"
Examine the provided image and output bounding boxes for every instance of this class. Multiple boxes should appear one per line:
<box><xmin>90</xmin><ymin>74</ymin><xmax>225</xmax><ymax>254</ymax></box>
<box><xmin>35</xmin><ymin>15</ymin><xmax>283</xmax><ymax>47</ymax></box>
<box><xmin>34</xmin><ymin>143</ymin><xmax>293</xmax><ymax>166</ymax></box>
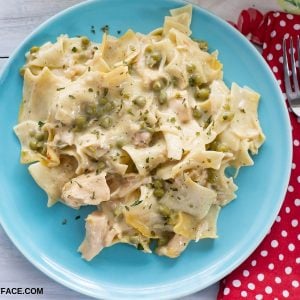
<box><xmin>217</xmin><ymin>9</ymin><xmax>300</xmax><ymax>300</ymax></box>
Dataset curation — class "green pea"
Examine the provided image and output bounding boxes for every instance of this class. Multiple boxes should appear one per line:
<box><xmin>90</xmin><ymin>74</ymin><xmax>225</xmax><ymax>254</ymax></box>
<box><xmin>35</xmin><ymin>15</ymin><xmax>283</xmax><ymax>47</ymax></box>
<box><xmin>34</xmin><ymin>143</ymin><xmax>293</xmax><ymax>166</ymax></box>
<box><xmin>158</xmin><ymin>90</ymin><xmax>168</xmax><ymax>104</ymax></box>
<box><xmin>81</xmin><ymin>36</ymin><xmax>90</xmax><ymax>48</ymax></box>
<box><xmin>186</xmin><ymin>63</ymin><xmax>196</xmax><ymax>73</ymax></box>
<box><xmin>189</xmin><ymin>74</ymin><xmax>202</xmax><ymax>87</ymax></box>
<box><xmin>194</xmin><ymin>87</ymin><xmax>210</xmax><ymax>101</ymax></box>
<box><xmin>151</xmin><ymin>51</ymin><xmax>161</xmax><ymax>62</ymax></box>
<box><xmin>99</xmin><ymin>116</ymin><xmax>112</xmax><ymax>129</ymax></box>
<box><xmin>153</xmin><ymin>188</ymin><xmax>165</xmax><ymax>199</ymax></box>
<box><xmin>152</xmin><ymin>80</ymin><xmax>163</xmax><ymax>91</ymax></box>
<box><xmin>29</xmin><ymin>140</ymin><xmax>38</xmax><ymax>151</ymax></box>
<box><xmin>98</xmin><ymin>97</ymin><xmax>108</xmax><ymax>106</ymax></box>
<box><xmin>75</xmin><ymin>115</ymin><xmax>87</xmax><ymax>131</ymax></box>
<box><xmin>133</xmin><ymin>96</ymin><xmax>146</xmax><ymax>108</ymax></box>
<box><xmin>103</xmin><ymin>102</ymin><xmax>114</xmax><ymax>113</ymax></box>
<box><xmin>35</xmin><ymin>132</ymin><xmax>45</xmax><ymax>141</ymax></box>
<box><xmin>30</xmin><ymin>46</ymin><xmax>39</xmax><ymax>54</ymax></box>
<box><xmin>153</xmin><ymin>179</ymin><xmax>164</xmax><ymax>189</ymax></box>
<box><xmin>193</xmin><ymin>107</ymin><xmax>202</xmax><ymax>119</ymax></box>
<box><xmin>86</xmin><ymin>103</ymin><xmax>97</xmax><ymax>116</ymax></box>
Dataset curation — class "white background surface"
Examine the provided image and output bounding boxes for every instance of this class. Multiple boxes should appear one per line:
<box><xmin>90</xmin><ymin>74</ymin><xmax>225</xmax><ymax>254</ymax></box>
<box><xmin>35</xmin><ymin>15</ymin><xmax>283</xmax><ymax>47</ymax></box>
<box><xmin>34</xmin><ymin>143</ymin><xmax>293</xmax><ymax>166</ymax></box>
<box><xmin>0</xmin><ymin>0</ymin><xmax>279</xmax><ymax>299</ymax></box>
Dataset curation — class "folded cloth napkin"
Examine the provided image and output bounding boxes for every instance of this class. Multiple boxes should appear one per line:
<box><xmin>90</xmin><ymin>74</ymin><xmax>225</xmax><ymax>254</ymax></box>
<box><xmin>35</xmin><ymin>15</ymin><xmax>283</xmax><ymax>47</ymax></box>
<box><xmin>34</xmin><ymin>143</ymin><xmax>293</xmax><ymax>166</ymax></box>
<box><xmin>217</xmin><ymin>9</ymin><xmax>300</xmax><ymax>300</ymax></box>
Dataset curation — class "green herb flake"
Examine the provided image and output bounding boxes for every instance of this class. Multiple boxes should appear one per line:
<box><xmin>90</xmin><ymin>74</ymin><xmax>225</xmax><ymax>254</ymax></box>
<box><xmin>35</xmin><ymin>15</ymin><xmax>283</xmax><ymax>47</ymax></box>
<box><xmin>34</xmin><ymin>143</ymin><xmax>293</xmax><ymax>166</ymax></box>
<box><xmin>131</xmin><ymin>199</ymin><xmax>143</xmax><ymax>207</ymax></box>
<box><xmin>71</xmin><ymin>47</ymin><xmax>77</xmax><ymax>53</ymax></box>
<box><xmin>101</xmin><ymin>25</ymin><xmax>109</xmax><ymax>33</ymax></box>
<box><xmin>125</xmin><ymin>206</ymin><xmax>130</xmax><ymax>211</ymax></box>
<box><xmin>75</xmin><ymin>215</ymin><xmax>81</xmax><ymax>220</ymax></box>
<box><xmin>56</xmin><ymin>87</ymin><xmax>65</xmax><ymax>91</ymax></box>
<box><xmin>38</xmin><ymin>121</ymin><xmax>45</xmax><ymax>128</ymax></box>
<box><xmin>69</xmin><ymin>95</ymin><xmax>76</xmax><ymax>99</ymax></box>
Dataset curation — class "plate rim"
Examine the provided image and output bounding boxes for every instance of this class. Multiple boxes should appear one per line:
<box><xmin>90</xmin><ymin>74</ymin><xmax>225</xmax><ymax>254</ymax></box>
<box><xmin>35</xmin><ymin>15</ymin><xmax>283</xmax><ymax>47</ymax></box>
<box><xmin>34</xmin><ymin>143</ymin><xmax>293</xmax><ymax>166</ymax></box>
<box><xmin>0</xmin><ymin>0</ymin><xmax>292</xmax><ymax>299</ymax></box>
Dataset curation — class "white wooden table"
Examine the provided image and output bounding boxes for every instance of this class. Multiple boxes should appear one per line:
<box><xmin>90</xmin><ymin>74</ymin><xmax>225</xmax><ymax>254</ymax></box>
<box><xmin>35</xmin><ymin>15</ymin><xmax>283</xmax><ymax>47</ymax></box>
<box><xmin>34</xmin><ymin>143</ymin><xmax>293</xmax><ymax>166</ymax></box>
<box><xmin>0</xmin><ymin>0</ymin><xmax>279</xmax><ymax>299</ymax></box>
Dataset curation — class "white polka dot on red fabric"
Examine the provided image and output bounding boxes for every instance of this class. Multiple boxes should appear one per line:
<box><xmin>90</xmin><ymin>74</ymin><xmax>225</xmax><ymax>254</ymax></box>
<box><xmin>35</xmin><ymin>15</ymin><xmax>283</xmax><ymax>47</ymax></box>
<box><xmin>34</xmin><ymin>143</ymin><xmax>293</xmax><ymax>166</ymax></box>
<box><xmin>292</xmin><ymin>280</ymin><xmax>299</xmax><ymax>288</ymax></box>
<box><xmin>275</xmin><ymin>43</ymin><xmax>282</xmax><ymax>51</ymax></box>
<box><xmin>285</xmin><ymin>266</ymin><xmax>292</xmax><ymax>275</ymax></box>
<box><xmin>270</xmin><ymin>30</ymin><xmax>277</xmax><ymax>38</ymax></box>
<box><xmin>288</xmin><ymin>185</ymin><xmax>294</xmax><ymax>192</ymax></box>
<box><xmin>292</xmin><ymin>163</ymin><xmax>296</xmax><ymax>169</ymax></box>
<box><xmin>291</xmin><ymin>219</ymin><xmax>298</xmax><ymax>227</ymax></box>
<box><xmin>298</xmin><ymin>234</ymin><xmax>300</xmax><ymax>240</ymax></box>
<box><xmin>243</xmin><ymin>270</ymin><xmax>249</xmax><ymax>277</ymax></box>
<box><xmin>251</xmin><ymin>260</ymin><xmax>257</xmax><ymax>267</ymax></box>
<box><xmin>287</xmin><ymin>13</ymin><xmax>294</xmax><ymax>20</ymax></box>
<box><xmin>279</xmin><ymin>56</ymin><xmax>284</xmax><ymax>63</ymax></box>
<box><xmin>241</xmin><ymin>291</ymin><xmax>247</xmax><ymax>297</ymax></box>
<box><xmin>248</xmin><ymin>283</ymin><xmax>255</xmax><ymax>290</ymax></box>
<box><xmin>281</xmin><ymin>230</ymin><xmax>288</xmax><ymax>237</ymax></box>
<box><xmin>267</xmin><ymin>53</ymin><xmax>273</xmax><ymax>61</ymax></box>
<box><xmin>288</xmin><ymin>243</ymin><xmax>295</xmax><ymax>251</ymax></box>
<box><xmin>263</xmin><ymin>42</ymin><xmax>267</xmax><ymax>49</ymax></box>
<box><xmin>294</xmin><ymin>139</ymin><xmax>300</xmax><ymax>146</ymax></box>
<box><xmin>278</xmin><ymin>79</ymin><xmax>282</xmax><ymax>86</ymax></box>
<box><xmin>232</xmin><ymin>279</ymin><xmax>241</xmax><ymax>287</ymax></box>
<box><xmin>265</xmin><ymin>286</ymin><xmax>272</xmax><ymax>294</ymax></box>
<box><xmin>280</xmin><ymin>20</ymin><xmax>286</xmax><ymax>27</ymax></box>
<box><xmin>257</xmin><ymin>273</ymin><xmax>264</xmax><ymax>281</ymax></box>
<box><xmin>255</xmin><ymin>294</ymin><xmax>263</xmax><ymax>300</ymax></box>
<box><xmin>297</xmin><ymin>176</ymin><xmax>300</xmax><ymax>183</ymax></box>
<box><xmin>295</xmin><ymin>198</ymin><xmax>300</xmax><ymax>206</ymax></box>
<box><xmin>261</xmin><ymin>250</ymin><xmax>268</xmax><ymax>257</ymax></box>
<box><xmin>275</xmin><ymin>276</ymin><xmax>282</xmax><ymax>284</ymax></box>
<box><xmin>279</xmin><ymin>254</ymin><xmax>284</xmax><ymax>261</ymax></box>
<box><xmin>223</xmin><ymin>287</ymin><xmax>230</xmax><ymax>295</ymax></box>
<box><xmin>268</xmin><ymin>263</ymin><xmax>275</xmax><ymax>270</ymax></box>
<box><xmin>271</xmin><ymin>240</ymin><xmax>279</xmax><ymax>248</ymax></box>
<box><xmin>285</xmin><ymin>206</ymin><xmax>291</xmax><ymax>213</ymax></box>
<box><xmin>276</xmin><ymin>215</ymin><xmax>281</xmax><ymax>222</ymax></box>
<box><xmin>284</xmin><ymin>33</ymin><xmax>290</xmax><ymax>39</ymax></box>
<box><xmin>294</xmin><ymin>24</ymin><xmax>300</xmax><ymax>30</ymax></box>
<box><xmin>273</xmin><ymin>12</ymin><xmax>280</xmax><ymax>17</ymax></box>
<box><xmin>283</xmin><ymin>290</ymin><xmax>289</xmax><ymax>298</ymax></box>
<box><xmin>272</xmin><ymin>66</ymin><xmax>278</xmax><ymax>73</ymax></box>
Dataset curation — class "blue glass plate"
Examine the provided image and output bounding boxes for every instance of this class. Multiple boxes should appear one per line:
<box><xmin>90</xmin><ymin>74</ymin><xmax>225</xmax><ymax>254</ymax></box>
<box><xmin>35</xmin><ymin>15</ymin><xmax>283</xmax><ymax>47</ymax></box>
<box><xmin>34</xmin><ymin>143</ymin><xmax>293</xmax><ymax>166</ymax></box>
<box><xmin>0</xmin><ymin>0</ymin><xmax>292</xmax><ymax>299</ymax></box>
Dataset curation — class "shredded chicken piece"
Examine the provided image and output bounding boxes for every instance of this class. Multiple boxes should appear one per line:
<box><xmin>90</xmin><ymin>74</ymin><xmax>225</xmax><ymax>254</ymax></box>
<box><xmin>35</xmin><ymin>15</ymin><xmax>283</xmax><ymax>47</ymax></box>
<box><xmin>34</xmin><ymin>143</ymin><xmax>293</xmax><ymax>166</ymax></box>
<box><xmin>156</xmin><ymin>234</ymin><xmax>189</xmax><ymax>258</ymax></box>
<box><xmin>78</xmin><ymin>211</ymin><xmax>117</xmax><ymax>261</ymax></box>
<box><xmin>61</xmin><ymin>171</ymin><xmax>110</xmax><ymax>208</ymax></box>
<box><xmin>132</xmin><ymin>130</ymin><xmax>152</xmax><ymax>147</ymax></box>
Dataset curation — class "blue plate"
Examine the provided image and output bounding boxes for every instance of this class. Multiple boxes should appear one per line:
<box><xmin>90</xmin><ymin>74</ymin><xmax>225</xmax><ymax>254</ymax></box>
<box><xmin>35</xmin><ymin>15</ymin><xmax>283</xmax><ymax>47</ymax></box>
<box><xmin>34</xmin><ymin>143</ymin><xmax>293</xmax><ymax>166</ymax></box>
<box><xmin>0</xmin><ymin>0</ymin><xmax>292</xmax><ymax>299</ymax></box>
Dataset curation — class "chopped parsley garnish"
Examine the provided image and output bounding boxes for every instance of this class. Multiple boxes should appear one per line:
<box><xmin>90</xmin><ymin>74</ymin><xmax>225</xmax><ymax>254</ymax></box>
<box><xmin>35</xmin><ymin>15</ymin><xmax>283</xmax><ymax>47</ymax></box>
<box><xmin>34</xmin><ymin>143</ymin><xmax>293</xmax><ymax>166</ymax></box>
<box><xmin>56</xmin><ymin>87</ymin><xmax>65</xmax><ymax>91</ymax></box>
<box><xmin>75</xmin><ymin>215</ymin><xmax>81</xmax><ymax>220</ymax></box>
<box><xmin>69</xmin><ymin>95</ymin><xmax>75</xmax><ymax>99</ymax></box>
<box><xmin>38</xmin><ymin>121</ymin><xmax>45</xmax><ymax>128</ymax></box>
<box><xmin>71</xmin><ymin>47</ymin><xmax>77</xmax><ymax>53</ymax></box>
<box><xmin>101</xmin><ymin>25</ymin><xmax>109</xmax><ymax>33</ymax></box>
<box><xmin>131</xmin><ymin>199</ymin><xmax>143</xmax><ymax>207</ymax></box>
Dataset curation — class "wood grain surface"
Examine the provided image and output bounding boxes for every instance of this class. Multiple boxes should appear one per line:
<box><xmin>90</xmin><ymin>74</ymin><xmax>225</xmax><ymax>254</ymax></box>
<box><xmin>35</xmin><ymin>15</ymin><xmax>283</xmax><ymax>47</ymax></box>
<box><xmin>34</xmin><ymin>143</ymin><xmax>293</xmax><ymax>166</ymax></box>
<box><xmin>0</xmin><ymin>0</ymin><xmax>279</xmax><ymax>299</ymax></box>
